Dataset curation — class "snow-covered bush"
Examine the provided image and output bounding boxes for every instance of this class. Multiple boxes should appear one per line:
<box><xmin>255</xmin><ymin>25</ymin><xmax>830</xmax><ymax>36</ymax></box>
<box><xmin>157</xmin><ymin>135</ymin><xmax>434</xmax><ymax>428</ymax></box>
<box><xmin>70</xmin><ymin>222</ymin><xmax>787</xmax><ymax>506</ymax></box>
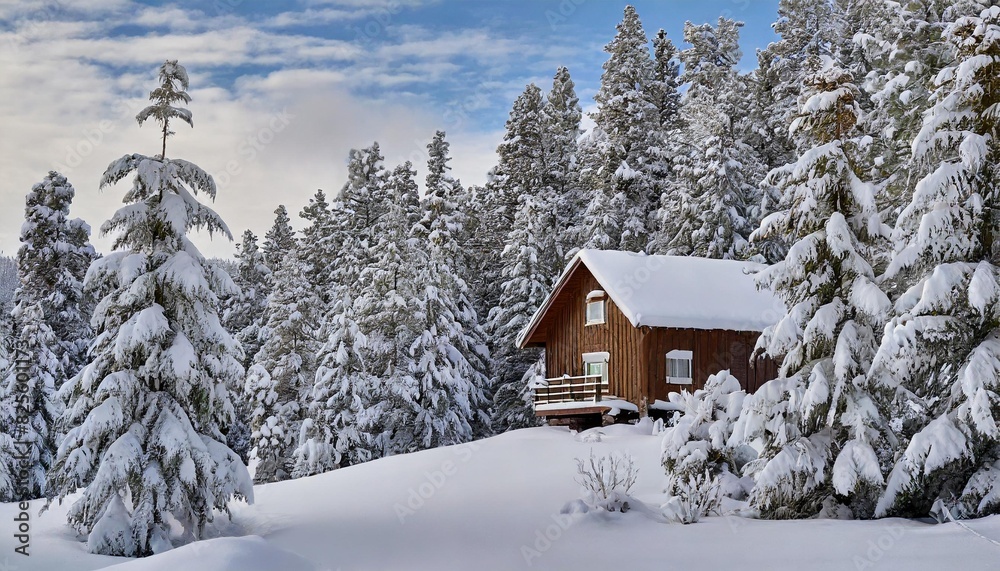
<box><xmin>662</xmin><ymin>469</ymin><xmax>721</xmax><ymax>524</ymax></box>
<box><xmin>574</xmin><ymin>450</ymin><xmax>638</xmax><ymax>512</ymax></box>
<box><xmin>661</xmin><ymin>370</ymin><xmax>754</xmax><ymax>501</ymax></box>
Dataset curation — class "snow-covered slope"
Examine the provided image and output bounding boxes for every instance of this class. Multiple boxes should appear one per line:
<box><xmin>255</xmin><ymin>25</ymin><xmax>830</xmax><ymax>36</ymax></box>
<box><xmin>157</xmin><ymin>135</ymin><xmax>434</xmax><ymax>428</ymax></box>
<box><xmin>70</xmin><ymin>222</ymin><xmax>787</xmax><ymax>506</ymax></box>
<box><xmin>7</xmin><ymin>425</ymin><xmax>1000</xmax><ymax>570</ymax></box>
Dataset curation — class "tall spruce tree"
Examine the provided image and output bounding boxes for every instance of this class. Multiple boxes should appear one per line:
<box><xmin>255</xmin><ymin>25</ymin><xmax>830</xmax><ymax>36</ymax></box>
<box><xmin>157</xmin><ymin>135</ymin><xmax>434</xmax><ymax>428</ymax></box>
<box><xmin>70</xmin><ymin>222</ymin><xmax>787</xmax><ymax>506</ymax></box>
<box><xmin>404</xmin><ymin>131</ymin><xmax>492</xmax><ymax>448</ymax></box>
<box><xmin>47</xmin><ymin>60</ymin><xmax>251</xmax><ymax>557</ymax></box>
<box><xmin>298</xmin><ymin>190</ymin><xmax>336</xmax><ymax>302</ymax></box>
<box><xmin>542</xmin><ymin>67</ymin><xmax>584</xmax><ymax>269</ymax></box>
<box><xmin>247</xmin><ymin>245</ymin><xmax>321</xmax><ymax>484</ymax></box>
<box><xmin>486</xmin><ymin>194</ymin><xmax>548</xmax><ymax>432</ymax></box>
<box><xmin>581</xmin><ymin>5</ymin><xmax>659</xmax><ymax>253</ymax></box>
<box><xmin>661</xmin><ymin>18</ymin><xmax>764</xmax><ymax>260</ymax></box>
<box><xmin>293</xmin><ymin>291</ymin><xmax>374</xmax><ymax>474</ymax></box>
<box><xmin>737</xmin><ymin>60</ymin><xmax>893</xmax><ymax>519</ymax></box>
<box><xmin>872</xmin><ymin>4</ymin><xmax>1000</xmax><ymax>518</ymax></box>
<box><xmin>353</xmin><ymin>162</ymin><xmax>422</xmax><ymax>456</ymax></box>
<box><xmin>3</xmin><ymin>302</ymin><xmax>60</xmax><ymax>500</ymax></box>
<box><xmin>221</xmin><ymin>229</ymin><xmax>270</xmax><ymax>463</ymax></box>
<box><xmin>13</xmin><ymin>171</ymin><xmax>97</xmax><ymax>382</ymax></box>
<box><xmin>225</xmin><ymin>230</ymin><xmax>271</xmax><ymax>370</ymax></box>
<box><xmin>262</xmin><ymin>205</ymin><xmax>295</xmax><ymax>271</ymax></box>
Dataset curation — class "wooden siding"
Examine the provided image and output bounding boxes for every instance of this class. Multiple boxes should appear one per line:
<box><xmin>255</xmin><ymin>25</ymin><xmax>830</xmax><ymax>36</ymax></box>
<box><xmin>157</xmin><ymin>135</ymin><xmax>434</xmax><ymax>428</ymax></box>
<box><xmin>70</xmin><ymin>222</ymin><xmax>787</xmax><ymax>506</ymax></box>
<box><xmin>534</xmin><ymin>263</ymin><xmax>781</xmax><ymax>414</ymax></box>
<box><xmin>642</xmin><ymin>327</ymin><xmax>778</xmax><ymax>404</ymax></box>
<box><xmin>539</xmin><ymin>264</ymin><xmax>646</xmax><ymax>404</ymax></box>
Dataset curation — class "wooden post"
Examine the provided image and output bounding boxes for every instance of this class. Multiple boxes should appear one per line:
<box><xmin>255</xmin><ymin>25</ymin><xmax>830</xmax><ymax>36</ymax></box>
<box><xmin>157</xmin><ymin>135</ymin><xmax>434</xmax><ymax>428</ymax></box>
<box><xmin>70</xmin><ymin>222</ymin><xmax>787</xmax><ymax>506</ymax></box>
<box><xmin>594</xmin><ymin>377</ymin><xmax>602</xmax><ymax>403</ymax></box>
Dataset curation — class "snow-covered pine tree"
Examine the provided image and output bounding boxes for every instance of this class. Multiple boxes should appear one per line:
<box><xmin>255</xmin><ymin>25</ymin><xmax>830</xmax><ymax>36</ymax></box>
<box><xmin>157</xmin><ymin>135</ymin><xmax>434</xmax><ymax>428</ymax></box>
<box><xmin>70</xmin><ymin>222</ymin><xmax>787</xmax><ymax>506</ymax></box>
<box><xmin>353</xmin><ymin>161</ymin><xmax>421</xmax><ymax>456</ymax></box>
<box><xmin>262</xmin><ymin>205</ymin><xmax>295</xmax><ymax>271</ymax></box>
<box><xmin>581</xmin><ymin>5</ymin><xmax>659</xmax><ymax>253</ymax></box>
<box><xmin>247</xmin><ymin>245</ymin><xmax>321</xmax><ymax>484</ymax></box>
<box><xmin>740</xmin><ymin>59</ymin><xmax>893</xmax><ymax>519</ymax></box>
<box><xmin>293</xmin><ymin>290</ymin><xmax>374</xmax><ymax>475</ymax></box>
<box><xmin>863</xmin><ymin>0</ymin><xmax>955</xmax><ymax>219</ymax></box>
<box><xmin>405</xmin><ymin>131</ymin><xmax>492</xmax><ymax>448</ymax></box>
<box><xmin>872</xmin><ymin>4</ymin><xmax>1000</xmax><ymax>518</ymax></box>
<box><xmin>341</xmin><ymin>143</ymin><xmax>388</xmax><ymax>238</ymax></box>
<box><xmin>644</xmin><ymin>28</ymin><xmax>684</xmax><ymax>256</ymax></box>
<box><xmin>47</xmin><ymin>60</ymin><xmax>251</xmax><ymax>557</ymax></box>
<box><xmin>650</xmin><ymin>29</ymin><xmax>682</xmax><ymax>132</ymax></box>
<box><xmin>221</xmin><ymin>229</ymin><xmax>271</xmax><ymax>463</ymax></box>
<box><xmin>542</xmin><ymin>67</ymin><xmax>584</xmax><ymax>267</ymax></box>
<box><xmin>753</xmin><ymin>0</ymin><xmax>843</xmax><ymax>170</ymax></box>
<box><xmin>665</xmin><ymin>18</ymin><xmax>765</xmax><ymax>260</ymax></box>
<box><xmin>478</xmin><ymin>84</ymin><xmax>549</xmax><ymax>325</ymax></box>
<box><xmin>0</xmin><ymin>256</ymin><xmax>16</xmax><ymax>338</ymax></box>
<box><xmin>291</xmin><ymin>147</ymin><xmax>389</xmax><ymax>473</ymax></box>
<box><xmin>0</xmin><ymin>346</ymin><xmax>14</xmax><ymax>501</ymax></box>
<box><xmin>2</xmin><ymin>301</ymin><xmax>60</xmax><ymax>500</ymax></box>
<box><xmin>298</xmin><ymin>190</ymin><xmax>336</xmax><ymax>303</ymax></box>
<box><xmin>225</xmin><ymin>230</ymin><xmax>271</xmax><ymax>370</ymax></box>
<box><xmin>486</xmin><ymin>193</ymin><xmax>549</xmax><ymax>433</ymax></box>
<box><xmin>13</xmin><ymin>171</ymin><xmax>97</xmax><ymax>383</ymax></box>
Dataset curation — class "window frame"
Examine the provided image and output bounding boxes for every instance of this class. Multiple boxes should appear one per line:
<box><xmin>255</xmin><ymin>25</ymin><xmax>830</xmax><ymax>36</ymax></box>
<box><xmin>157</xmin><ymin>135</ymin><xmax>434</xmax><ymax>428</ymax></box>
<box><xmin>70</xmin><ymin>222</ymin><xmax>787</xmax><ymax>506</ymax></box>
<box><xmin>585</xmin><ymin>298</ymin><xmax>606</xmax><ymax>325</ymax></box>
<box><xmin>582</xmin><ymin>351</ymin><xmax>610</xmax><ymax>385</ymax></box>
<box><xmin>666</xmin><ymin>349</ymin><xmax>693</xmax><ymax>385</ymax></box>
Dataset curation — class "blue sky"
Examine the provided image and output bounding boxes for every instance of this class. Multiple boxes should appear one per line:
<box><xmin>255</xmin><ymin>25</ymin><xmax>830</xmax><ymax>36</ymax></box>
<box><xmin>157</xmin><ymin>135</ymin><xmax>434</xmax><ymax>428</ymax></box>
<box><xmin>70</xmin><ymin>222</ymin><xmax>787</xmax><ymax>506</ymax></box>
<box><xmin>0</xmin><ymin>0</ymin><xmax>781</xmax><ymax>258</ymax></box>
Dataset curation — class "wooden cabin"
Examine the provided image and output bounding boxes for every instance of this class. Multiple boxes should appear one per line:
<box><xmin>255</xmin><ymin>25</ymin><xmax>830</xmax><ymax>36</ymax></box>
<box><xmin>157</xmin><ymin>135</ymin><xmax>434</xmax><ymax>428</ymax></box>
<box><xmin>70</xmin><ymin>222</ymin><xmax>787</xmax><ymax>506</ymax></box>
<box><xmin>516</xmin><ymin>249</ymin><xmax>783</xmax><ymax>427</ymax></box>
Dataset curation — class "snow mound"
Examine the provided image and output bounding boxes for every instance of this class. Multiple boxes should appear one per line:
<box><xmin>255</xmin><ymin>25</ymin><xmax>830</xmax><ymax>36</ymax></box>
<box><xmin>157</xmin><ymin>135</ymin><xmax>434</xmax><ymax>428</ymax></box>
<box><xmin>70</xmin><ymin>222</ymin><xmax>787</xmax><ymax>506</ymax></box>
<box><xmin>100</xmin><ymin>536</ymin><xmax>317</xmax><ymax>571</ymax></box>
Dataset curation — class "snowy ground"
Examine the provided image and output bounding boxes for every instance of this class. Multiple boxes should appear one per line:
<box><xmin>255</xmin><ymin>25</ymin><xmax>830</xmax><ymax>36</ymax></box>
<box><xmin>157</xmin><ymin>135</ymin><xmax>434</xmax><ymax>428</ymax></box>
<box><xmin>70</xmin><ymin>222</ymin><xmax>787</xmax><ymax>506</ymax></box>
<box><xmin>4</xmin><ymin>424</ymin><xmax>1000</xmax><ymax>570</ymax></box>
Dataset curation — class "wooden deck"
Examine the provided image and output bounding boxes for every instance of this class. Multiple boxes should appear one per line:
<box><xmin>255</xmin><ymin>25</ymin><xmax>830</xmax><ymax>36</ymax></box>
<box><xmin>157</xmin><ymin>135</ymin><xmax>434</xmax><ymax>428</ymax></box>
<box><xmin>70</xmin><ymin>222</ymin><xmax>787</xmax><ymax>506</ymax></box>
<box><xmin>533</xmin><ymin>405</ymin><xmax>614</xmax><ymax>418</ymax></box>
<box><xmin>532</xmin><ymin>374</ymin><xmax>612</xmax><ymax>406</ymax></box>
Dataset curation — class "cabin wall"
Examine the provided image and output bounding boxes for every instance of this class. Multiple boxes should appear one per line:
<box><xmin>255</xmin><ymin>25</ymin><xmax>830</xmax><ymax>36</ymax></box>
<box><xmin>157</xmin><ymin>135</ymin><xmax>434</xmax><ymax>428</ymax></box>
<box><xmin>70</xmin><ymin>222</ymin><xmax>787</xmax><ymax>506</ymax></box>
<box><xmin>642</xmin><ymin>328</ymin><xmax>779</xmax><ymax>404</ymax></box>
<box><xmin>540</xmin><ymin>267</ymin><xmax>645</xmax><ymax>404</ymax></box>
<box><xmin>535</xmin><ymin>264</ymin><xmax>782</xmax><ymax>414</ymax></box>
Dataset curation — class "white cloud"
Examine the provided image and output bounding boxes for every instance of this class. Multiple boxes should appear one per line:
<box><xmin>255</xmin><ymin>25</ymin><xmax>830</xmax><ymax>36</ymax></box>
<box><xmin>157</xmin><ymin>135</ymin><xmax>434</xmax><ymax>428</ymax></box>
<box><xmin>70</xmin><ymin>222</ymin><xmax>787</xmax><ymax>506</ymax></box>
<box><xmin>0</xmin><ymin>1</ymin><xmax>617</xmax><ymax>259</ymax></box>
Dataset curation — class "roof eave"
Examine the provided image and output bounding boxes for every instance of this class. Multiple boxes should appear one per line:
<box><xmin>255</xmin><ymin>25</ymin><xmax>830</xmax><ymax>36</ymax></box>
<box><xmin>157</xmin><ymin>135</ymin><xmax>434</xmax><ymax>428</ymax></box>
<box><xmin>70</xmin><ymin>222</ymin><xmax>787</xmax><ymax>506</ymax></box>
<box><xmin>514</xmin><ymin>253</ymin><xmax>585</xmax><ymax>349</ymax></box>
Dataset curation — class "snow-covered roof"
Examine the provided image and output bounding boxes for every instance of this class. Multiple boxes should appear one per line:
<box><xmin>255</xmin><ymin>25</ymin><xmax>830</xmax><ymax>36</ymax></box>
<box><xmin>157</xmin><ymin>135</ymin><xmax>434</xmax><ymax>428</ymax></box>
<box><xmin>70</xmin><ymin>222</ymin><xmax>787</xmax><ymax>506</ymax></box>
<box><xmin>517</xmin><ymin>250</ymin><xmax>784</xmax><ymax>347</ymax></box>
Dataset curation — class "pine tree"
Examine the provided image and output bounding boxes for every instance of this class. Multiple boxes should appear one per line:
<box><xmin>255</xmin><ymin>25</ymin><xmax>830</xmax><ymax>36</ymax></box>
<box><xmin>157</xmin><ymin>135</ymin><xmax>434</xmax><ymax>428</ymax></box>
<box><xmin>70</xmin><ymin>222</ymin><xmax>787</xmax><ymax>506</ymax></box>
<box><xmin>2</xmin><ymin>302</ymin><xmax>60</xmax><ymax>500</ymax></box>
<box><xmin>13</xmin><ymin>171</ymin><xmax>97</xmax><ymax>382</ymax></box>
<box><xmin>294</xmin><ymin>293</ymin><xmax>375</xmax><ymax>475</ymax></box>
<box><xmin>740</xmin><ymin>60</ymin><xmax>893</xmax><ymax>519</ymax></box>
<box><xmin>486</xmin><ymin>193</ymin><xmax>549</xmax><ymax>433</ymax></box>
<box><xmin>872</xmin><ymin>4</ymin><xmax>1000</xmax><ymax>518</ymax></box>
<box><xmin>0</xmin><ymin>256</ymin><xmax>17</xmax><ymax>338</ymax></box>
<box><xmin>298</xmin><ymin>190</ymin><xmax>336</xmax><ymax>302</ymax></box>
<box><xmin>341</xmin><ymin>143</ymin><xmax>388</xmax><ymax>241</ymax></box>
<box><xmin>864</xmin><ymin>0</ymin><xmax>955</xmax><ymax>219</ymax></box>
<box><xmin>542</xmin><ymin>67</ymin><xmax>584</xmax><ymax>268</ymax></box>
<box><xmin>354</xmin><ymin>162</ymin><xmax>421</xmax><ymax>455</ymax></box>
<box><xmin>262</xmin><ymin>205</ymin><xmax>295</xmax><ymax>271</ymax></box>
<box><xmin>663</xmin><ymin>18</ymin><xmax>764</xmax><ymax>260</ymax></box>
<box><xmin>650</xmin><ymin>29</ymin><xmax>682</xmax><ymax>131</ymax></box>
<box><xmin>758</xmin><ymin>0</ymin><xmax>843</xmax><ymax>163</ymax></box>
<box><xmin>222</xmin><ymin>229</ymin><xmax>270</xmax><ymax>464</ymax></box>
<box><xmin>225</xmin><ymin>230</ymin><xmax>270</xmax><ymax>369</ymax></box>
<box><xmin>479</xmin><ymin>84</ymin><xmax>552</xmax><ymax>336</ymax></box>
<box><xmin>47</xmin><ymin>60</ymin><xmax>251</xmax><ymax>557</ymax></box>
<box><xmin>247</xmin><ymin>246</ymin><xmax>320</xmax><ymax>484</ymax></box>
<box><xmin>405</xmin><ymin>131</ymin><xmax>492</xmax><ymax>448</ymax></box>
<box><xmin>582</xmin><ymin>5</ymin><xmax>659</xmax><ymax>253</ymax></box>
<box><xmin>0</xmin><ymin>346</ymin><xmax>15</xmax><ymax>501</ymax></box>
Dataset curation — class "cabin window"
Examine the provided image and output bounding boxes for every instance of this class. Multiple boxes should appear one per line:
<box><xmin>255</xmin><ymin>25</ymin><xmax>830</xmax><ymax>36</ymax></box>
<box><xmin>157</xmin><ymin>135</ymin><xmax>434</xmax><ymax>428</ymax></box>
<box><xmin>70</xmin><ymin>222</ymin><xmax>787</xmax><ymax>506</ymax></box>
<box><xmin>585</xmin><ymin>290</ymin><xmax>606</xmax><ymax>325</ymax></box>
<box><xmin>666</xmin><ymin>350</ymin><xmax>693</xmax><ymax>385</ymax></box>
<box><xmin>582</xmin><ymin>351</ymin><xmax>610</xmax><ymax>384</ymax></box>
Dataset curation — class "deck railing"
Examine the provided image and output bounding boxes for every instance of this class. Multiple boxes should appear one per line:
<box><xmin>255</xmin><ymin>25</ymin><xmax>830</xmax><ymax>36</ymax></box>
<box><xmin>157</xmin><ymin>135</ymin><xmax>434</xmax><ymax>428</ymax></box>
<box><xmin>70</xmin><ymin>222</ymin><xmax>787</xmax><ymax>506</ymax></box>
<box><xmin>532</xmin><ymin>374</ymin><xmax>610</xmax><ymax>406</ymax></box>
